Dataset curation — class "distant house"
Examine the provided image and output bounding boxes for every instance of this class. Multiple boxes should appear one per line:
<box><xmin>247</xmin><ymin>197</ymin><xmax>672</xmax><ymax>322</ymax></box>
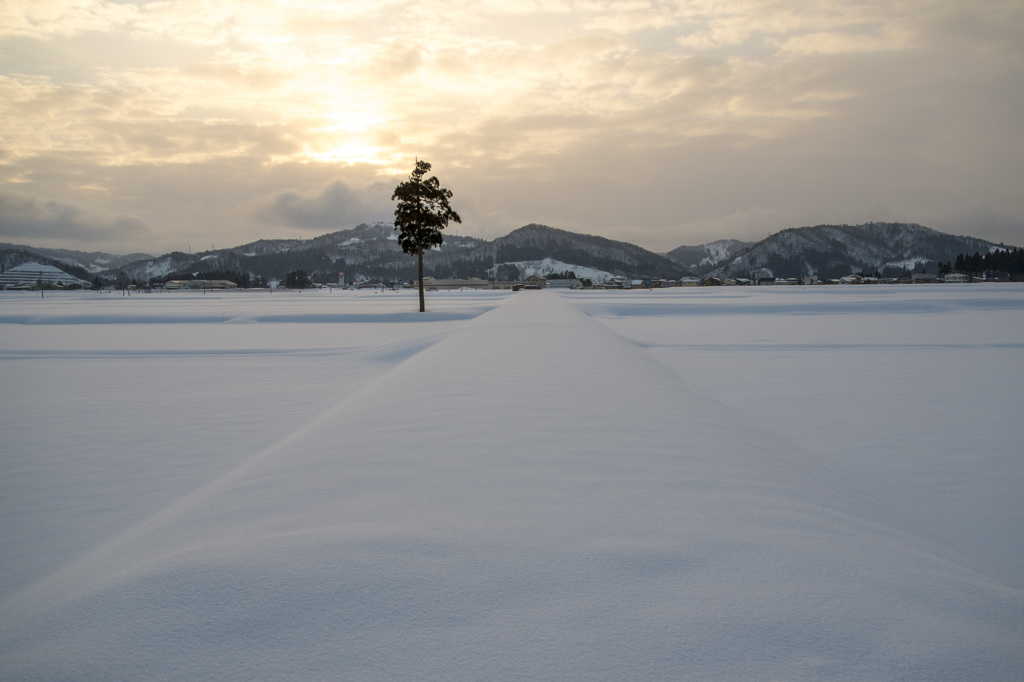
<box><xmin>525</xmin><ymin>275</ymin><xmax>547</xmax><ymax>289</ymax></box>
<box><xmin>165</xmin><ymin>279</ymin><xmax>238</xmax><ymax>290</ymax></box>
<box><xmin>911</xmin><ymin>273</ymin><xmax>939</xmax><ymax>284</ymax></box>
<box><xmin>943</xmin><ymin>272</ymin><xmax>968</xmax><ymax>283</ymax></box>
<box><xmin>546</xmin><ymin>278</ymin><xmax>582</xmax><ymax>289</ymax></box>
<box><xmin>420</xmin><ymin>278</ymin><xmax>491</xmax><ymax>290</ymax></box>
<box><xmin>0</xmin><ymin>262</ymin><xmax>89</xmax><ymax>289</ymax></box>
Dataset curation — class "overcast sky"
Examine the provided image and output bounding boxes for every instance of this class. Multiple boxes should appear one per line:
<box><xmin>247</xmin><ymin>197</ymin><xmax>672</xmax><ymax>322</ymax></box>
<box><xmin>2</xmin><ymin>0</ymin><xmax>1022</xmax><ymax>255</ymax></box>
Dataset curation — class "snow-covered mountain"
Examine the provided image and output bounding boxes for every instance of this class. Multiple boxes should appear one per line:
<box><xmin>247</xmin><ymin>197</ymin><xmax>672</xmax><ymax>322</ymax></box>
<box><xmin>706</xmin><ymin>222</ymin><xmax>1005</xmax><ymax>280</ymax></box>
<box><xmin>15</xmin><ymin>222</ymin><xmax>690</xmax><ymax>284</ymax></box>
<box><xmin>3</xmin><ymin>221</ymin><xmax>1011</xmax><ymax>284</ymax></box>
<box><xmin>663</xmin><ymin>239</ymin><xmax>753</xmax><ymax>273</ymax></box>
<box><xmin>102</xmin><ymin>222</ymin><xmax>491</xmax><ymax>283</ymax></box>
<box><xmin>488</xmin><ymin>258</ymin><xmax>617</xmax><ymax>282</ymax></box>
<box><xmin>0</xmin><ymin>243</ymin><xmax>153</xmax><ymax>275</ymax></box>
<box><xmin>483</xmin><ymin>224</ymin><xmax>688</xmax><ymax>281</ymax></box>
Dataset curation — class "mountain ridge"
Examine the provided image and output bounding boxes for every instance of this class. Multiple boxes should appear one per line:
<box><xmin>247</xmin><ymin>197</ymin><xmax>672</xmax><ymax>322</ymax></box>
<box><xmin>702</xmin><ymin>222</ymin><xmax>1004</xmax><ymax>280</ymax></box>
<box><xmin>1</xmin><ymin>222</ymin><xmax>1012</xmax><ymax>284</ymax></box>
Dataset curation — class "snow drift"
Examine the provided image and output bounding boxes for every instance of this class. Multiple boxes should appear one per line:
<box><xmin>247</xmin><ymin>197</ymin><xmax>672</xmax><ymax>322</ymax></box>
<box><xmin>1</xmin><ymin>288</ymin><xmax>1021</xmax><ymax>680</ymax></box>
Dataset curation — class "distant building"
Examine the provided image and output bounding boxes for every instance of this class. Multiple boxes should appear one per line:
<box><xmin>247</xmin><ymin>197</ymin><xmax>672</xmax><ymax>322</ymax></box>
<box><xmin>419</xmin><ymin>278</ymin><xmax>493</xmax><ymax>290</ymax></box>
<box><xmin>911</xmin><ymin>273</ymin><xmax>939</xmax><ymax>284</ymax></box>
<box><xmin>525</xmin><ymin>275</ymin><xmax>547</xmax><ymax>288</ymax></box>
<box><xmin>0</xmin><ymin>262</ymin><xmax>89</xmax><ymax>289</ymax></box>
<box><xmin>943</xmin><ymin>272</ymin><xmax>968</xmax><ymax>283</ymax></box>
<box><xmin>164</xmin><ymin>279</ymin><xmax>238</xmax><ymax>290</ymax></box>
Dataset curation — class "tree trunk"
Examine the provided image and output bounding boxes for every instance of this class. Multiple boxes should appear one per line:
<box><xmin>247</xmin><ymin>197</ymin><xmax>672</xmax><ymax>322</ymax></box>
<box><xmin>418</xmin><ymin>250</ymin><xmax>425</xmax><ymax>312</ymax></box>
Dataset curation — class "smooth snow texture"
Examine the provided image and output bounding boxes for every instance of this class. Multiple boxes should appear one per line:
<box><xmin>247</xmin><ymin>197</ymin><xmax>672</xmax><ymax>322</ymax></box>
<box><xmin>1</xmin><ymin>286</ymin><xmax>1022</xmax><ymax>681</ymax></box>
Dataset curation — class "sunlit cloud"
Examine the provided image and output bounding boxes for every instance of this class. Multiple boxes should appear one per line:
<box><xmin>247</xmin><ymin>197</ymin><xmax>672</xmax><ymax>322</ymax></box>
<box><xmin>0</xmin><ymin>0</ymin><xmax>138</xmax><ymax>40</ymax></box>
<box><xmin>254</xmin><ymin>177</ymin><xmax>393</xmax><ymax>229</ymax></box>
<box><xmin>582</xmin><ymin>4</ymin><xmax>678</xmax><ymax>33</ymax></box>
<box><xmin>773</xmin><ymin>26</ymin><xmax>915</xmax><ymax>56</ymax></box>
<box><xmin>1</xmin><ymin>0</ymin><xmax>1022</xmax><ymax>252</ymax></box>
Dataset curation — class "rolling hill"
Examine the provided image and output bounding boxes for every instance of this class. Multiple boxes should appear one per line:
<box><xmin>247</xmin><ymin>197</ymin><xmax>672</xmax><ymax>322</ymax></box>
<box><xmin>1</xmin><ymin>221</ymin><xmax>1011</xmax><ymax>284</ymax></box>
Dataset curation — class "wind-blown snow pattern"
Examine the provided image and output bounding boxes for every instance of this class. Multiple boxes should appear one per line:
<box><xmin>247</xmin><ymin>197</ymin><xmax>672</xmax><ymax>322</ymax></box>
<box><xmin>1</xmin><ymin>287</ymin><xmax>1022</xmax><ymax>680</ymax></box>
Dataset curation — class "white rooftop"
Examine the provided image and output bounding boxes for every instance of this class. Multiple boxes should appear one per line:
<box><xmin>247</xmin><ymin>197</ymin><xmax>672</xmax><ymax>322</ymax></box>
<box><xmin>0</xmin><ymin>262</ymin><xmax>89</xmax><ymax>287</ymax></box>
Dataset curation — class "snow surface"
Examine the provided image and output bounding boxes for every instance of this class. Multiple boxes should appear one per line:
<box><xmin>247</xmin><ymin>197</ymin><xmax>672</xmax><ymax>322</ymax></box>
<box><xmin>1</xmin><ymin>286</ymin><xmax>1022</xmax><ymax>680</ymax></box>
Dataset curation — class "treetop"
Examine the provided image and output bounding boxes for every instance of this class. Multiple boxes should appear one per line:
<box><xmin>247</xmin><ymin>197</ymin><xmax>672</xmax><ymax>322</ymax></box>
<box><xmin>391</xmin><ymin>159</ymin><xmax>461</xmax><ymax>256</ymax></box>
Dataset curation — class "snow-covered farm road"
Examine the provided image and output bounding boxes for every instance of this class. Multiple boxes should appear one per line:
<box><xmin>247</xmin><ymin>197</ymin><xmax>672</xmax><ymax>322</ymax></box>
<box><xmin>1</xmin><ymin>289</ymin><xmax>1021</xmax><ymax>680</ymax></box>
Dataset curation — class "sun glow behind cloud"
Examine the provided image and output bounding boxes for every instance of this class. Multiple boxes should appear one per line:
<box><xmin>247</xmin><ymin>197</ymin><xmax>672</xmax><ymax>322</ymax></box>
<box><xmin>2</xmin><ymin>0</ymin><xmax>1023</xmax><ymax>252</ymax></box>
<box><xmin>5</xmin><ymin>0</ymin><xmax>892</xmax><ymax>165</ymax></box>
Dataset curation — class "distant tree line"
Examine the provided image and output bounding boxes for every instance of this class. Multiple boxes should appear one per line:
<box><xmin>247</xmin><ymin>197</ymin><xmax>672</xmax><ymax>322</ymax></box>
<box><xmin>493</xmin><ymin>264</ymin><xmax>521</xmax><ymax>281</ymax></box>
<box><xmin>152</xmin><ymin>270</ymin><xmax>266</xmax><ymax>288</ymax></box>
<box><xmin>938</xmin><ymin>247</ymin><xmax>1024</xmax><ymax>280</ymax></box>
<box><xmin>284</xmin><ymin>270</ymin><xmax>313</xmax><ymax>289</ymax></box>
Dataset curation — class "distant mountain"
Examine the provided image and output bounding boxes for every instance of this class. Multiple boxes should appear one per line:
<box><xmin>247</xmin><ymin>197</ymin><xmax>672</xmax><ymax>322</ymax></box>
<box><xmin>0</xmin><ymin>242</ymin><xmax>153</xmax><ymax>274</ymax></box>
<box><xmin>705</xmin><ymin>223</ymin><xmax>1005</xmax><ymax>280</ymax></box>
<box><xmin>664</xmin><ymin>239</ymin><xmax>753</xmax><ymax>274</ymax></box>
<box><xmin>484</xmin><ymin>224</ymin><xmax>689</xmax><ymax>281</ymax></box>
<box><xmin>0</xmin><ymin>246</ymin><xmax>101</xmax><ymax>283</ymax></box>
<box><xmin>112</xmin><ymin>222</ymin><xmax>413</xmax><ymax>282</ymax></box>
<box><xmin>3</xmin><ymin>221</ymin><xmax>1012</xmax><ymax>285</ymax></box>
<box><xmin>73</xmin><ymin>222</ymin><xmax>690</xmax><ymax>284</ymax></box>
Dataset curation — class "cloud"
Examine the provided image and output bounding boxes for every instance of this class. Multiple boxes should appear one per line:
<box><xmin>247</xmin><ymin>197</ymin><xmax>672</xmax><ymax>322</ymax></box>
<box><xmin>254</xmin><ymin>178</ymin><xmax>394</xmax><ymax>230</ymax></box>
<box><xmin>0</xmin><ymin>190</ymin><xmax>149</xmax><ymax>245</ymax></box>
<box><xmin>773</xmin><ymin>27</ymin><xmax>914</xmax><ymax>56</ymax></box>
<box><xmin>0</xmin><ymin>0</ymin><xmax>138</xmax><ymax>40</ymax></box>
<box><xmin>582</xmin><ymin>4</ymin><xmax>677</xmax><ymax>33</ymax></box>
<box><xmin>931</xmin><ymin>208</ymin><xmax>1024</xmax><ymax>249</ymax></box>
<box><xmin>1</xmin><ymin>0</ymin><xmax>1022</xmax><ymax>254</ymax></box>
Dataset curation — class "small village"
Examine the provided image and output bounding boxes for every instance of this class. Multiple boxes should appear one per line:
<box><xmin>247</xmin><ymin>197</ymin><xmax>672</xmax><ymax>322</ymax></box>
<box><xmin>0</xmin><ymin>260</ymin><xmax>1012</xmax><ymax>292</ymax></box>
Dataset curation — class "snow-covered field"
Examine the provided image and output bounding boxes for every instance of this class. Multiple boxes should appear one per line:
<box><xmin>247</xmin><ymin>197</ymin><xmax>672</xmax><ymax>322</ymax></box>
<box><xmin>1</xmin><ymin>285</ymin><xmax>1022</xmax><ymax>680</ymax></box>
